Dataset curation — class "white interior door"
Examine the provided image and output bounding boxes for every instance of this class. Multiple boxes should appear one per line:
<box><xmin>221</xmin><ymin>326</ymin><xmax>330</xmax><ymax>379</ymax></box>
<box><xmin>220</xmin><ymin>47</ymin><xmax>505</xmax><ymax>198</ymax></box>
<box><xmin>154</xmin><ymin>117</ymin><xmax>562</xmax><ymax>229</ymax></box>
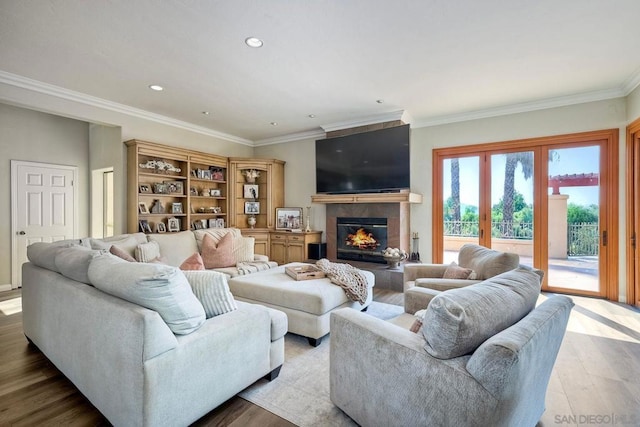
<box><xmin>11</xmin><ymin>161</ymin><xmax>78</xmax><ymax>288</ymax></box>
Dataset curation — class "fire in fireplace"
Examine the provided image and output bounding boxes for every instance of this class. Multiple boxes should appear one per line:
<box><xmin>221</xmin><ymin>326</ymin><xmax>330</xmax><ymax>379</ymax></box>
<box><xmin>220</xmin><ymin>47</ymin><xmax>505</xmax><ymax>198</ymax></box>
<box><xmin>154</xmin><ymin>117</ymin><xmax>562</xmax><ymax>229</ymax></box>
<box><xmin>337</xmin><ymin>217</ymin><xmax>388</xmax><ymax>263</ymax></box>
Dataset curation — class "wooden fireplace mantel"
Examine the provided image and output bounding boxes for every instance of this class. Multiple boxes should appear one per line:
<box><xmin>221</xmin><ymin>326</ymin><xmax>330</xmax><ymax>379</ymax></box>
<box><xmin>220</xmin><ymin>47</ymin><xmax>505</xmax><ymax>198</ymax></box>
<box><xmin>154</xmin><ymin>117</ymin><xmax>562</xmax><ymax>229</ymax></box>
<box><xmin>311</xmin><ymin>191</ymin><xmax>422</xmax><ymax>204</ymax></box>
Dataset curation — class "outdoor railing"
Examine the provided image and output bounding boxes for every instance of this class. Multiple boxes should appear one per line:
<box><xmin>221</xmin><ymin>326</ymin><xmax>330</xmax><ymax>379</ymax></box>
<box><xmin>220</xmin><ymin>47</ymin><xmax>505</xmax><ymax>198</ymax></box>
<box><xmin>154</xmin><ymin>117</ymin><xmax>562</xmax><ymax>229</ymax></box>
<box><xmin>444</xmin><ymin>220</ymin><xmax>599</xmax><ymax>256</ymax></box>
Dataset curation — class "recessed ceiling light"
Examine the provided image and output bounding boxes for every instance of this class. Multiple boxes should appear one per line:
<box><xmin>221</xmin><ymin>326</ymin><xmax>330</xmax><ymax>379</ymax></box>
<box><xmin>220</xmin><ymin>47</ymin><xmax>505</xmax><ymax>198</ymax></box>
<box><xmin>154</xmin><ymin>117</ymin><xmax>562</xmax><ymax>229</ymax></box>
<box><xmin>270</xmin><ymin>122</ymin><xmax>278</xmax><ymax>126</ymax></box>
<box><xmin>149</xmin><ymin>84</ymin><xmax>164</xmax><ymax>91</ymax></box>
<box><xmin>308</xmin><ymin>114</ymin><xmax>316</xmax><ymax>118</ymax></box>
<box><xmin>245</xmin><ymin>37</ymin><xmax>263</xmax><ymax>48</ymax></box>
<box><xmin>202</xmin><ymin>111</ymin><xmax>210</xmax><ymax>115</ymax></box>
<box><xmin>376</xmin><ymin>99</ymin><xmax>384</xmax><ymax>104</ymax></box>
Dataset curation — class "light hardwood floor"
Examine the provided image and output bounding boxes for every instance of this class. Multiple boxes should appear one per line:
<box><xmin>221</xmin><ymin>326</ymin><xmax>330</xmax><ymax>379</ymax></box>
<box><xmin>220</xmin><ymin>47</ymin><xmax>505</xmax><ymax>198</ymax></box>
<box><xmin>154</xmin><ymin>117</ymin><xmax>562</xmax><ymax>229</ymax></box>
<box><xmin>1</xmin><ymin>288</ymin><xmax>639</xmax><ymax>426</ymax></box>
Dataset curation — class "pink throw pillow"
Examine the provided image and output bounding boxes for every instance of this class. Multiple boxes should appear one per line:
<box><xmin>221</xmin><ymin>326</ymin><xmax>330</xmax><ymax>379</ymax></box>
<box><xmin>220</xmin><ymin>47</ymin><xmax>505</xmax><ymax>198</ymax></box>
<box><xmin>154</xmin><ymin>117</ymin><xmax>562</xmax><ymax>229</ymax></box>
<box><xmin>443</xmin><ymin>261</ymin><xmax>476</xmax><ymax>279</ymax></box>
<box><xmin>201</xmin><ymin>233</ymin><xmax>235</xmax><ymax>269</ymax></box>
<box><xmin>109</xmin><ymin>245</ymin><xmax>135</xmax><ymax>262</ymax></box>
<box><xmin>180</xmin><ymin>252</ymin><xmax>206</xmax><ymax>271</ymax></box>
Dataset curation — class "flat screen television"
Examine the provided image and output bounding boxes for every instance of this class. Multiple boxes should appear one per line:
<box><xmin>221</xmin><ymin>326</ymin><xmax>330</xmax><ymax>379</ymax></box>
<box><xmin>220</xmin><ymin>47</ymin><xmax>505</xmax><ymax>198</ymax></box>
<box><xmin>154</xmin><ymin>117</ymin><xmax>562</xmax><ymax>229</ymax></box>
<box><xmin>315</xmin><ymin>124</ymin><xmax>410</xmax><ymax>194</ymax></box>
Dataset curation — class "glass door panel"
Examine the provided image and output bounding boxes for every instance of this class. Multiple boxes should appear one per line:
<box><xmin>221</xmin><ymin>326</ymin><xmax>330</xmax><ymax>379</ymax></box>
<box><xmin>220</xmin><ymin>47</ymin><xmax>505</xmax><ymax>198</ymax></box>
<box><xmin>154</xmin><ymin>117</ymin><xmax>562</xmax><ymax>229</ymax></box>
<box><xmin>442</xmin><ymin>156</ymin><xmax>480</xmax><ymax>263</ymax></box>
<box><xmin>546</xmin><ymin>146</ymin><xmax>600</xmax><ymax>293</ymax></box>
<box><xmin>490</xmin><ymin>152</ymin><xmax>535</xmax><ymax>267</ymax></box>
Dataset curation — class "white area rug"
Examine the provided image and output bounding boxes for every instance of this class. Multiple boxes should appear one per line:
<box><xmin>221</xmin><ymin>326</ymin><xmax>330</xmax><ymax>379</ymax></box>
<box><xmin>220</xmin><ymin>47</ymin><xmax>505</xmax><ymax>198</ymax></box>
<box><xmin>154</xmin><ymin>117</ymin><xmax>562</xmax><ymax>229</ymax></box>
<box><xmin>239</xmin><ymin>302</ymin><xmax>405</xmax><ymax>426</ymax></box>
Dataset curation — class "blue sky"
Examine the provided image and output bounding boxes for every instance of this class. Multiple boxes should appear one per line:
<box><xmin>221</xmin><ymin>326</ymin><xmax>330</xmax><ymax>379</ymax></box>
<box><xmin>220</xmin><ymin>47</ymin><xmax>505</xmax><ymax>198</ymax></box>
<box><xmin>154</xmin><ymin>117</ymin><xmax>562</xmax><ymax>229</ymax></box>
<box><xmin>443</xmin><ymin>145</ymin><xmax>600</xmax><ymax>207</ymax></box>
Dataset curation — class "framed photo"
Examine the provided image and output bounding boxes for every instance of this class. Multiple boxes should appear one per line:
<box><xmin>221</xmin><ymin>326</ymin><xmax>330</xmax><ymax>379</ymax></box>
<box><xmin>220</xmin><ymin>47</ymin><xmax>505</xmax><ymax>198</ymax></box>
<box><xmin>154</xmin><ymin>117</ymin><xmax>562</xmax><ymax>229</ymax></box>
<box><xmin>276</xmin><ymin>207</ymin><xmax>303</xmax><ymax>230</ymax></box>
<box><xmin>138</xmin><ymin>202</ymin><xmax>149</xmax><ymax>214</ymax></box>
<box><xmin>211</xmin><ymin>168</ymin><xmax>224</xmax><ymax>181</ymax></box>
<box><xmin>156</xmin><ymin>221</ymin><xmax>167</xmax><ymax>233</ymax></box>
<box><xmin>202</xmin><ymin>169</ymin><xmax>212</xmax><ymax>180</ymax></box>
<box><xmin>243</xmin><ymin>184</ymin><xmax>259</xmax><ymax>199</ymax></box>
<box><xmin>190</xmin><ymin>187</ymin><xmax>198</xmax><ymax>196</ymax></box>
<box><xmin>208</xmin><ymin>218</ymin><xmax>218</xmax><ymax>228</ymax></box>
<box><xmin>164</xmin><ymin>181</ymin><xmax>183</xmax><ymax>194</ymax></box>
<box><xmin>216</xmin><ymin>218</ymin><xmax>225</xmax><ymax>228</ymax></box>
<box><xmin>139</xmin><ymin>184</ymin><xmax>152</xmax><ymax>194</ymax></box>
<box><xmin>200</xmin><ymin>219</ymin><xmax>208</xmax><ymax>229</ymax></box>
<box><xmin>171</xmin><ymin>202</ymin><xmax>183</xmax><ymax>214</ymax></box>
<box><xmin>153</xmin><ymin>183</ymin><xmax>168</xmax><ymax>194</ymax></box>
<box><xmin>192</xmin><ymin>220</ymin><xmax>204</xmax><ymax>230</ymax></box>
<box><xmin>138</xmin><ymin>220</ymin><xmax>152</xmax><ymax>234</ymax></box>
<box><xmin>244</xmin><ymin>201</ymin><xmax>260</xmax><ymax>214</ymax></box>
<box><xmin>210</xmin><ymin>188</ymin><xmax>221</xmax><ymax>197</ymax></box>
<box><xmin>167</xmin><ymin>217</ymin><xmax>180</xmax><ymax>232</ymax></box>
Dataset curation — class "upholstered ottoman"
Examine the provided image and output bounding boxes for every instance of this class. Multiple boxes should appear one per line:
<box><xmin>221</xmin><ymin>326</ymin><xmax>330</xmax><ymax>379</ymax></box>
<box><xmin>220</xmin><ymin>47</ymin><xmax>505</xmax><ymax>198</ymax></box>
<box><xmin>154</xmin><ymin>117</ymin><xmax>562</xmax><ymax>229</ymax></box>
<box><xmin>227</xmin><ymin>263</ymin><xmax>374</xmax><ymax>346</ymax></box>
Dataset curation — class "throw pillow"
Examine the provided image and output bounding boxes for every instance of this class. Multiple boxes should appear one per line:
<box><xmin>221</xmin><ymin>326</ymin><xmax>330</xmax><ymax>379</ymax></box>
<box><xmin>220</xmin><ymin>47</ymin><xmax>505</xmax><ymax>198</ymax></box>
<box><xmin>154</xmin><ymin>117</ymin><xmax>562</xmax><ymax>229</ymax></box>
<box><xmin>90</xmin><ymin>234</ymin><xmax>141</xmax><ymax>258</ymax></box>
<box><xmin>26</xmin><ymin>240</ymin><xmax>77</xmax><ymax>272</ymax></box>
<box><xmin>201</xmin><ymin>233</ymin><xmax>235</xmax><ymax>268</ymax></box>
<box><xmin>135</xmin><ymin>240</ymin><xmax>161</xmax><ymax>263</ymax></box>
<box><xmin>422</xmin><ymin>267</ymin><xmax>542</xmax><ymax>359</ymax></box>
<box><xmin>110</xmin><ymin>245</ymin><xmax>136</xmax><ymax>262</ymax></box>
<box><xmin>180</xmin><ymin>252</ymin><xmax>205</xmax><ymax>270</ymax></box>
<box><xmin>182</xmin><ymin>270</ymin><xmax>238</xmax><ymax>318</ymax></box>
<box><xmin>233</xmin><ymin>236</ymin><xmax>255</xmax><ymax>263</ymax></box>
<box><xmin>410</xmin><ymin>309</ymin><xmax>427</xmax><ymax>333</ymax></box>
<box><xmin>88</xmin><ymin>253</ymin><xmax>206</xmax><ymax>334</ymax></box>
<box><xmin>442</xmin><ymin>261</ymin><xmax>476</xmax><ymax>280</ymax></box>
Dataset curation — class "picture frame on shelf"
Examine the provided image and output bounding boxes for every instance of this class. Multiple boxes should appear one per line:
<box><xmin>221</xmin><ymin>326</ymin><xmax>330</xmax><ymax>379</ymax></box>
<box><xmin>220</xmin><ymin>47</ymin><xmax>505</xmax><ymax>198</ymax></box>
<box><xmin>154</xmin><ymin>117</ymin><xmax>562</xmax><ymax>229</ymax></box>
<box><xmin>153</xmin><ymin>183</ymin><xmax>168</xmax><ymax>194</ymax></box>
<box><xmin>164</xmin><ymin>180</ymin><xmax>183</xmax><ymax>194</ymax></box>
<box><xmin>244</xmin><ymin>201</ymin><xmax>260</xmax><ymax>214</ymax></box>
<box><xmin>138</xmin><ymin>219</ymin><xmax>152</xmax><ymax>234</ymax></box>
<box><xmin>276</xmin><ymin>207</ymin><xmax>303</xmax><ymax>230</ymax></box>
<box><xmin>192</xmin><ymin>220</ymin><xmax>203</xmax><ymax>230</ymax></box>
<box><xmin>208</xmin><ymin>218</ymin><xmax>218</xmax><ymax>228</ymax></box>
<box><xmin>200</xmin><ymin>219</ymin><xmax>208</xmax><ymax>229</ymax></box>
<box><xmin>139</xmin><ymin>184</ymin><xmax>152</xmax><ymax>194</ymax></box>
<box><xmin>210</xmin><ymin>188</ymin><xmax>221</xmax><ymax>197</ymax></box>
<box><xmin>190</xmin><ymin>187</ymin><xmax>198</xmax><ymax>196</ymax></box>
<box><xmin>210</xmin><ymin>168</ymin><xmax>224</xmax><ymax>181</ymax></box>
<box><xmin>171</xmin><ymin>202</ymin><xmax>183</xmax><ymax>214</ymax></box>
<box><xmin>138</xmin><ymin>202</ymin><xmax>149</xmax><ymax>214</ymax></box>
<box><xmin>167</xmin><ymin>217</ymin><xmax>180</xmax><ymax>232</ymax></box>
<box><xmin>243</xmin><ymin>184</ymin><xmax>259</xmax><ymax>199</ymax></box>
<box><xmin>156</xmin><ymin>221</ymin><xmax>167</xmax><ymax>233</ymax></box>
<box><xmin>215</xmin><ymin>218</ymin><xmax>225</xmax><ymax>228</ymax></box>
<box><xmin>201</xmin><ymin>169</ymin><xmax>212</xmax><ymax>180</ymax></box>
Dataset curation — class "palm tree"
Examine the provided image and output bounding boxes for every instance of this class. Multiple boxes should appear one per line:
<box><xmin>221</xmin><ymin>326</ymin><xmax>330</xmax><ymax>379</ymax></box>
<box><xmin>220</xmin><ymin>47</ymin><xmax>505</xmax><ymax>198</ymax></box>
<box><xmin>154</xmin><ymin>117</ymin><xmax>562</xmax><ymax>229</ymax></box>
<box><xmin>502</xmin><ymin>152</ymin><xmax>533</xmax><ymax>237</ymax></box>
<box><xmin>451</xmin><ymin>158</ymin><xmax>461</xmax><ymax>234</ymax></box>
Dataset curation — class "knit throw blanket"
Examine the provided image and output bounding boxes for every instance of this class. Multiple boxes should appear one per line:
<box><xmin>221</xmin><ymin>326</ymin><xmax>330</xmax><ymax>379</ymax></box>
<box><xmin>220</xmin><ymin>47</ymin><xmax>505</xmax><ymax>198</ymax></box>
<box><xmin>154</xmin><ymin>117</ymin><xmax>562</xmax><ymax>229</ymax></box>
<box><xmin>315</xmin><ymin>258</ymin><xmax>369</xmax><ymax>304</ymax></box>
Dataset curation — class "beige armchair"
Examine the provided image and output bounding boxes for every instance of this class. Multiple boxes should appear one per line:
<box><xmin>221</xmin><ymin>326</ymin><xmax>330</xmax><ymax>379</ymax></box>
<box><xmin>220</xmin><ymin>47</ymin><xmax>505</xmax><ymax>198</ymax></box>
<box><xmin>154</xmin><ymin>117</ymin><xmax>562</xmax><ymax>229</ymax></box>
<box><xmin>404</xmin><ymin>244</ymin><xmax>520</xmax><ymax>314</ymax></box>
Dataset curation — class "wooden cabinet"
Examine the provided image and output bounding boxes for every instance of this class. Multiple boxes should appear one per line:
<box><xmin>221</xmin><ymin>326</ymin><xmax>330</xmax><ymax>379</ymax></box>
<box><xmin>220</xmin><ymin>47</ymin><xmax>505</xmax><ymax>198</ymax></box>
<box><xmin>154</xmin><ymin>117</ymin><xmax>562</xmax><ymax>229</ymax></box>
<box><xmin>126</xmin><ymin>140</ymin><xmax>228</xmax><ymax>234</ymax></box>
<box><xmin>228</xmin><ymin>158</ymin><xmax>285</xmax><ymax>230</ymax></box>
<box><xmin>269</xmin><ymin>231</ymin><xmax>322</xmax><ymax>264</ymax></box>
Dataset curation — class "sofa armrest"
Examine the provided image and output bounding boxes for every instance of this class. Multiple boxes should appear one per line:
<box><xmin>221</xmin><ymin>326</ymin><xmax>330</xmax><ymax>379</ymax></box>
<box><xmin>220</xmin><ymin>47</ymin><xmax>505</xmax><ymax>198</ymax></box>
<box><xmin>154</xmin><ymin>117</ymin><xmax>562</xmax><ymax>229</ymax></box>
<box><xmin>403</xmin><ymin>264</ymin><xmax>448</xmax><ymax>284</ymax></box>
<box><xmin>330</xmin><ymin>308</ymin><xmax>493</xmax><ymax>427</ymax></box>
<box><xmin>414</xmin><ymin>278</ymin><xmax>482</xmax><ymax>292</ymax></box>
<box><xmin>404</xmin><ymin>287</ymin><xmax>440</xmax><ymax>314</ymax></box>
<box><xmin>254</xmin><ymin>254</ymin><xmax>270</xmax><ymax>262</ymax></box>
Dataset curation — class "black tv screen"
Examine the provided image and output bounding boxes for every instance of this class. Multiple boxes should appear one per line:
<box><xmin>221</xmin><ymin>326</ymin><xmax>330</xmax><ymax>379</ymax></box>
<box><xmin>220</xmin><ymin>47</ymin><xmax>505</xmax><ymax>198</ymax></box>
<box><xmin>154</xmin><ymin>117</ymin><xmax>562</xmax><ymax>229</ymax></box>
<box><xmin>315</xmin><ymin>124</ymin><xmax>410</xmax><ymax>194</ymax></box>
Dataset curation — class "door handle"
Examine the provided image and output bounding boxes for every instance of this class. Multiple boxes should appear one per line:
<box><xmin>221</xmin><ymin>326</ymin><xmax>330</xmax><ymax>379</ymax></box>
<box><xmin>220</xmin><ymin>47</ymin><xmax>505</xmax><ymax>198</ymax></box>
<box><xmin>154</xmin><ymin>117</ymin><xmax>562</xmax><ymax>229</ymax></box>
<box><xmin>18</xmin><ymin>231</ymin><xmax>26</xmax><ymax>235</ymax></box>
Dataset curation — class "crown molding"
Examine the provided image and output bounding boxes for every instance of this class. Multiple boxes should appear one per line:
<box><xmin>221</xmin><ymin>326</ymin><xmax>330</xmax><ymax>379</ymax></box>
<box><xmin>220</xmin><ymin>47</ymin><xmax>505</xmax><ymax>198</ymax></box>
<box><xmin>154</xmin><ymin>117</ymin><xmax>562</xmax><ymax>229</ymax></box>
<box><xmin>320</xmin><ymin>110</ymin><xmax>410</xmax><ymax>133</ymax></box>
<box><xmin>253</xmin><ymin>128</ymin><xmax>326</xmax><ymax>146</ymax></box>
<box><xmin>0</xmin><ymin>71</ymin><xmax>253</xmax><ymax>146</ymax></box>
<box><xmin>412</xmin><ymin>87</ymin><xmax>626</xmax><ymax>128</ymax></box>
<box><xmin>622</xmin><ymin>67</ymin><xmax>640</xmax><ymax>95</ymax></box>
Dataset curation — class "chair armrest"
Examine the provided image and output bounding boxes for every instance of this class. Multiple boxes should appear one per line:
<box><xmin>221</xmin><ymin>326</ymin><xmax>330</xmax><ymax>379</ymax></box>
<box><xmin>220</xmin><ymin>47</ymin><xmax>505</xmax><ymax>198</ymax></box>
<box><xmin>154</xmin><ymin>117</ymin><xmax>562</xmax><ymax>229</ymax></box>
<box><xmin>404</xmin><ymin>287</ymin><xmax>440</xmax><ymax>314</ymax></box>
<box><xmin>403</xmin><ymin>264</ymin><xmax>448</xmax><ymax>283</ymax></box>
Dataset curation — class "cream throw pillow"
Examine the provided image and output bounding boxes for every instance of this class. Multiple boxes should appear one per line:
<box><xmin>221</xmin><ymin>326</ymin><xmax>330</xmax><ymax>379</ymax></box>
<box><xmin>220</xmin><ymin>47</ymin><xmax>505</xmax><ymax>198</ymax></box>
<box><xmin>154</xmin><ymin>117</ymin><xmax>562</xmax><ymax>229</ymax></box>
<box><xmin>233</xmin><ymin>237</ymin><xmax>255</xmax><ymax>263</ymax></box>
<box><xmin>182</xmin><ymin>270</ymin><xmax>238</xmax><ymax>317</ymax></box>
<box><xmin>135</xmin><ymin>240</ymin><xmax>161</xmax><ymax>263</ymax></box>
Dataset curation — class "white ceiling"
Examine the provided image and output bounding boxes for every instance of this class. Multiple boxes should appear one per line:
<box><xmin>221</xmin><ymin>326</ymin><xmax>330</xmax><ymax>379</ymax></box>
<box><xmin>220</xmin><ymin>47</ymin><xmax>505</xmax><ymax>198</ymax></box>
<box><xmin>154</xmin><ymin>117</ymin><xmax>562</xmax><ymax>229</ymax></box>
<box><xmin>1</xmin><ymin>0</ymin><xmax>640</xmax><ymax>145</ymax></box>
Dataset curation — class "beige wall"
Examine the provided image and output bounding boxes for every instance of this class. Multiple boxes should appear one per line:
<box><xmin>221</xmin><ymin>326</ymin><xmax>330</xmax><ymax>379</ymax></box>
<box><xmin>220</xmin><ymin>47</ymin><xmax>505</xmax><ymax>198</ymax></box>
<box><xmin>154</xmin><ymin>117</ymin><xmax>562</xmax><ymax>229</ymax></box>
<box><xmin>0</xmin><ymin>103</ymin><xmax>90</xmax><ymax>286</ymax></box>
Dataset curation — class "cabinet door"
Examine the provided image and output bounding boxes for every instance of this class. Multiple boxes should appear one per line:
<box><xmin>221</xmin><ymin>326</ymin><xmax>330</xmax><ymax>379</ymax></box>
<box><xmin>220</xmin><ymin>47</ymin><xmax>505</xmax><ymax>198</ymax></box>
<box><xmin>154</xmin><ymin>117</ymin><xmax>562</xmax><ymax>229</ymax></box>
<box><xmin>287</xmin><ymin>241</ymin><xmax>306</xmax><ymax>263</ymax></box>
<box><xmin>270</xmin><ymin>240</ymin><xmax>286</xmax><ymax>264</ymax></box>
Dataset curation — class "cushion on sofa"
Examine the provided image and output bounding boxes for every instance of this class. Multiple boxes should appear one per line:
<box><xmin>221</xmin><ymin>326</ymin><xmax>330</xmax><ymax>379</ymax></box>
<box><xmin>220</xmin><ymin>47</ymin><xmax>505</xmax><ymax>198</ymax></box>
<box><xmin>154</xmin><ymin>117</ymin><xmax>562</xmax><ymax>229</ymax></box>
<box><xmin>135</xmin><ymin>240</ymin><xmax>161</xmax><ymax>262</ymax></box>
<box><xmin>27</xmin><ymin>240</ymin><xmax>78</xmax><ymax>272</ymax></box>
<box><xmin>54</xmin><ymin>245</ymin><xmax>103</xmax><ymax>284</ymax></box>
<box><xmin>193</xmin><ymin>228</ymin><xmax>243</xmax><ymax>251</ymax></box>
<box><xmin>147</xmin><ymin>231</ymin><xmax>199</xmax><ymax>267</ymax></box>
<box><xmin>182</xmin><ymin>270</ymin><xmax>237</xmax><ymax>318</ymax></box>
<box><xmin>88</xmin><ymin>253</ymin><xmax>206</xmax><ymax>335</ymax></box>
<box><xmin>422</xmin><ymin>267</ymin><xmax>542</xmax><ymax>359</ymax></box>
<box><xmin>443</xmin><ymin>262</ymin><xmax>476</xmax><ymax>280</ymax></box>
<box><xmin>458</xmin><ymin>244</ymin><xmax>520</xmax><ymax>280</ymax></box>
<box><xmin>180</xmin><ymin>252</ymin><xmax>205</xmax><ymax>270</ymax></box>
<box><xmin>110</xmin><ymin>245</ymin><xmax>136</xmax><ymax>262</ymax></box>
<box><xmin>202</xmin><ymin>233</ymin><xmax>235</xmax><ymax>268</ymax></box>
<box><xmin>89</xmin><ymin>233</ymin><xmax>146</xmax><ymax>257</ymax></box>
<box><xmin>233</xmin><ymin>237</ymin><xmax>255</xmax><ymax>263</ymax></box>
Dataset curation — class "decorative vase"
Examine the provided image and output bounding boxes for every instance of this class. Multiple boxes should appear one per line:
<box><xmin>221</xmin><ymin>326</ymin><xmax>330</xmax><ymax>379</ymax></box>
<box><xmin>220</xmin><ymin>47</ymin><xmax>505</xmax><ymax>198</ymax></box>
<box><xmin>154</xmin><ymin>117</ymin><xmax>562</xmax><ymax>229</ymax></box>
<box><xmin>247</xmin><ymin>216</ymin><xmax>257</xmax><ymax>228</ymax></box>
<box><xmin>382</xmin><ymin>252</ymin><xmax>408</xmax><ymax>269</ymax></box>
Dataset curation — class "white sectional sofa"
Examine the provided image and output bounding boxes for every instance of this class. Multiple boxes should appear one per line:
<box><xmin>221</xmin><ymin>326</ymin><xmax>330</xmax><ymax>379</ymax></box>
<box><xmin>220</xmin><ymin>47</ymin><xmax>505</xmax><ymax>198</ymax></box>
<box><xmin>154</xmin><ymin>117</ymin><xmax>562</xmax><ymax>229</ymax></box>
<box><xmin>21</xmin><ymin>231</ymin><xmax>285</xmax><ymax>426</ymax></box>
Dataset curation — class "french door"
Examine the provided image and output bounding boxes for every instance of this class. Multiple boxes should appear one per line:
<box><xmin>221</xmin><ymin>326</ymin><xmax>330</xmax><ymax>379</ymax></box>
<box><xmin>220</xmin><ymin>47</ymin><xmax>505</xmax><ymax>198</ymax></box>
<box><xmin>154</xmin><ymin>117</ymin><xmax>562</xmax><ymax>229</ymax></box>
<box><xmin>433</xmin><ymin>130</ymin><xmax>618</xmax><ymax>299</ymax></box>
<box><xmin>627</xmin><ymin>118</ymin><xmax>640</xmax><ymax>307</ymax></box>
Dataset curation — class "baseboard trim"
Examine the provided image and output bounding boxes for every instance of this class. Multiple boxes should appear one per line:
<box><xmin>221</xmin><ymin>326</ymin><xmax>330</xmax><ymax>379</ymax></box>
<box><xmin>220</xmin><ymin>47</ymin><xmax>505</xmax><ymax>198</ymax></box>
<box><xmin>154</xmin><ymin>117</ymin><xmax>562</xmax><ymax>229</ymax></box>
<box><xmin>0</xmin><ymin>284</ymin><xmax>14</xmax><ymax>292</ymax></box>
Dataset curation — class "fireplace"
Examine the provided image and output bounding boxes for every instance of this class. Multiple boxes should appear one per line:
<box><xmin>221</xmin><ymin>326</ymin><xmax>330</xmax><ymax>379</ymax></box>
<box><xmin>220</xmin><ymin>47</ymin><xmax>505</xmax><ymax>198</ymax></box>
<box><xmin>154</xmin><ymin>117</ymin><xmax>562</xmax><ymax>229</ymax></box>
<box><xmin>337</xmin><ymin>217</ymin><xmax>387</xmax><ymax>263</ymax></box>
